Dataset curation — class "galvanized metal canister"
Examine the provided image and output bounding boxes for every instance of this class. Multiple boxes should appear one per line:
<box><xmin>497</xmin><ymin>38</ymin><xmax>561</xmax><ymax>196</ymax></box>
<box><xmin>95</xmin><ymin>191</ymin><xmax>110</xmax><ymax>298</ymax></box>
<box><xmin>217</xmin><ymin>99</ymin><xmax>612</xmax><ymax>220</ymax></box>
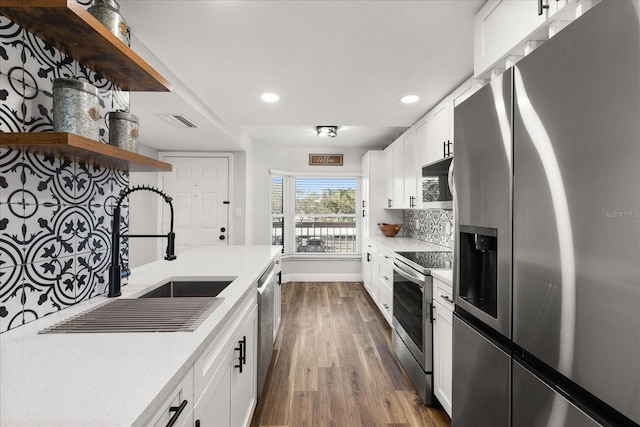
<box><xmin>108</xmin><ymin>111</ymin><xmax>139</xmax><ymax>152</ymax></box>
<box><xmin>87</xmin><ymin>0</ymin><xmax>129</xmax><ymax>44</ymax></box>
<box><xmin>52</xmin><ymin>78</ymin><xmax>100</xmax><ymax>140</ymax></box>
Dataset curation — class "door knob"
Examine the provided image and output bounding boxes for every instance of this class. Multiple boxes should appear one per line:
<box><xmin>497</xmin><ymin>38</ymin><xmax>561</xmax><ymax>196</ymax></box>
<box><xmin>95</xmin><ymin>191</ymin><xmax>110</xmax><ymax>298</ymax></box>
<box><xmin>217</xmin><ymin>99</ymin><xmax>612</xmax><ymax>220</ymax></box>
<box><xmin>220</xmin><ymin>227</ymin><xmax>226</xmax><ymax>232</ymax></box>
<box><xmin>219</xmin><ymin>235</ymin><xmax>226</xmax><ymax>240</ymax></box>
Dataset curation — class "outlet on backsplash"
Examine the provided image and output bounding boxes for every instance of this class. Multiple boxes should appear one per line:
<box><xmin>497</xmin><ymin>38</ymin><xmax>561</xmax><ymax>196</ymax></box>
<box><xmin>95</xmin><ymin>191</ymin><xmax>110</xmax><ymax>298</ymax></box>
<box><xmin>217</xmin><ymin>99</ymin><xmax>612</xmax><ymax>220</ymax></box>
<box><xmin>403</xmin><ymin>209</ymin><xmax>454</xmax><ymax>249</ymax></box>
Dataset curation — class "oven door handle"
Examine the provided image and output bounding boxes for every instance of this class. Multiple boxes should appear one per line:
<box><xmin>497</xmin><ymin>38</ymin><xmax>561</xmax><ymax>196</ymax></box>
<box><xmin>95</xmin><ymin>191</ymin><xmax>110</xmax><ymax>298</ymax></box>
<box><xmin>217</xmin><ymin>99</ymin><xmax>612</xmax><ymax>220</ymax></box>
<box><xmin>392</xmin><ymin>261</ymin><xmax>426</xmax><ymax>289</ymax></box>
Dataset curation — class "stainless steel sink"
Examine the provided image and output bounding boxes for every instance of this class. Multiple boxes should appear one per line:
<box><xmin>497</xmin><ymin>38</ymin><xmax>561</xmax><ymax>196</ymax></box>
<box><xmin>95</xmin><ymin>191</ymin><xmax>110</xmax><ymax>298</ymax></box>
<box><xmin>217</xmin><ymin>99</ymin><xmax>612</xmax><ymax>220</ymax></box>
<box><xmin>40</xmin><ymin>279</ymin><xmax>237</xmax><ymax>334</ymax></box>
<box><xmin>138</xmin><ymin>279</ymin><xmax>236</xmax><ymax>298</ymax></box>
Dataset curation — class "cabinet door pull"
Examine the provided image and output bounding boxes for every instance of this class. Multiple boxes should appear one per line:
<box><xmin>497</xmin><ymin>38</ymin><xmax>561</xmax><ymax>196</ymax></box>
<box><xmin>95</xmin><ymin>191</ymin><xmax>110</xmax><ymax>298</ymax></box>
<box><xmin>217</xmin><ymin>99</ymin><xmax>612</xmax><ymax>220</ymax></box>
<box><xmin>241</xmin><ymin>335</ymin><xmax>247</xmax><ymax>365</ymax></box>
<box><xmin>388</xmin><ymin>198</ymin><xmax>392</xmax><ymax>208</ymax></box>
<box><xmin>367</xmin><ymin>253</ymin><xmax>371</xmax><ymax>262</ymax></box>
<box><xmin>166</xmin><ymin>399</ymin><xmax>188</xmax><ymax>427</ymax></box>
<box><xmin>234</xmin><ymin>337</ymin><xmax>245</xmax><ymax>373</ymax></box>
<box><xmin>362</xmin><ymin>209</ymin><xmax>366</xmax><ymax>218</ymax></box>
<box><xmin>195</xmin><ymin>421</ymin><xmax>201</xmax><ymax>427</ymax></box>
<box><xmin>538</xmin><ymin>0</ymin><xmax>550</xmax><ymax>15</ymax></box>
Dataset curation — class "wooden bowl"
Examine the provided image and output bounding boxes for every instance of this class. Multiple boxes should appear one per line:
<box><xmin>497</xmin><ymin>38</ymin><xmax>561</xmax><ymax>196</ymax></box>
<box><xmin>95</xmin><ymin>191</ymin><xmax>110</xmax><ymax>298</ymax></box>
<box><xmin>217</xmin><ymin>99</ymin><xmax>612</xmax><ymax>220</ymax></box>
<box><xmin>378</xmin><ymin>223</ymin><xmax>402</xmax><ymax>237</ymax></box>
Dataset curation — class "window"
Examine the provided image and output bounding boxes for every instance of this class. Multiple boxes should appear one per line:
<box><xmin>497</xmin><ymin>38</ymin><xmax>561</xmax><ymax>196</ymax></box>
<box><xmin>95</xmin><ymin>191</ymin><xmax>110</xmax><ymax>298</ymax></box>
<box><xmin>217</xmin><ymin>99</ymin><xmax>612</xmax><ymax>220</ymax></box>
<box><xmin>270</xmin><ymin>176</ymin><xmax>284</xmax><ymax>248</ymax></box>
<box><xmin>270</xmin><ymin>174</ymin><xmax>359</xmax><ymax>255</ymax></box>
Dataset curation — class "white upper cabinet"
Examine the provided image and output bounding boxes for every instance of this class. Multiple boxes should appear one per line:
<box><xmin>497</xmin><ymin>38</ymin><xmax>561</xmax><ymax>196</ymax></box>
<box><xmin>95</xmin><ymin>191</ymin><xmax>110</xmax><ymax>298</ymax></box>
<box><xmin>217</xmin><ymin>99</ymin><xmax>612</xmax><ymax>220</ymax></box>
<box><xmin>383</xmin><ymin>146</ymin><xmax>394</xmax><ymax>208</ymax></box>
<box><xmin>362</xmin><ymin>151</ymin><xmax>402</xmax><ymax>233</ymax></box>
<box><xmin>384</xmin><ymin>76</ymin><xmax>481</xmax><ymax>211</ymax></box>
<box><xmin>474</xmin><ymin>0</ymin><xmax>548</xmax><ymax>77</ymax></box>
<box><xmin>402</xmin><ymin>130</ymin><xmax>417</xmax><ymax>209</ymax></box>
<box><xmin>474</xmin><ymin>0</ymin><xmax>598</xmax><ymax>79</ymax></box>
<box><xmin>384</xmin><ymin>130</ymin><xmax>418</xmax><ymax>209</ymax></box>
<box><xmin>415</xmin><ymin>119</ymin><xmax>430</xmax><ymax>169</ymax></box>
<box><xmin>426</xmin><ymin>99</ymin><xmax>452</xmax><ymax>164</ymax></box>
<box><xmin>391</xmin><ymin>139</ymin><xmax>405</xmax><ymax>208</ymax></box>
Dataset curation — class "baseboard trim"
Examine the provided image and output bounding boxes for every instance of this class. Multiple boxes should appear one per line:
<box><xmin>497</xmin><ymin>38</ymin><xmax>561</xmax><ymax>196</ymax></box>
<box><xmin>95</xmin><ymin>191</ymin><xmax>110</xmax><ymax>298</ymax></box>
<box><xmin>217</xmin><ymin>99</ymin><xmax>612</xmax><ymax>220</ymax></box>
<box><xmin>282</xmin><ymin>273</ymin><xmax>363</xmax><ymax>283</ymax></box>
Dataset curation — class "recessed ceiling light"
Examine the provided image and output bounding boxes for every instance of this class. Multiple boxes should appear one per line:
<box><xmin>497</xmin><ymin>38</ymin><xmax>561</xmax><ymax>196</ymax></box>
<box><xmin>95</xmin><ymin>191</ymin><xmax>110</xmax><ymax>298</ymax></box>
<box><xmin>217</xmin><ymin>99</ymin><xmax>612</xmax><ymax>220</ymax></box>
<box><xmin>261</xmin><ymin>93</ymin><xmax>280</xmax><ymax>103</ymax></box>
<box><xmin>401</xmin><ymin>95</ymin><xmax>419</xmax><ymax>104</ymax></box>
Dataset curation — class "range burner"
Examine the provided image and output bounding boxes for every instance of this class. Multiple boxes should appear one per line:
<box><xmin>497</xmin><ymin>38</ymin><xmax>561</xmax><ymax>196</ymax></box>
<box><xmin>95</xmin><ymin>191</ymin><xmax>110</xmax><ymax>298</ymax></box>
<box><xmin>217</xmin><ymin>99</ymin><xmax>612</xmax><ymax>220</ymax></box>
<box><xmin>394</xmin><ymin>250</ymin><xmax>452</xmax><ymax>275</ymax></box>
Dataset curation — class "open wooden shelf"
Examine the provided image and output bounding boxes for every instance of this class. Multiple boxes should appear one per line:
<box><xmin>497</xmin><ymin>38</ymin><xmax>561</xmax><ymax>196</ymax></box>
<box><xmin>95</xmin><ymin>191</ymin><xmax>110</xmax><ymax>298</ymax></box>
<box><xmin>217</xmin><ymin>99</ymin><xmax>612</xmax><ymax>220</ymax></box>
<box><xmin>0</xmin><ymin>0</ymin><xmax>171</xmax><ymax>92</ymax></box>
<box><xmin>0</xmin><ymin>133</ymin><xmax>172</xmax><ymax>172</ymax></box>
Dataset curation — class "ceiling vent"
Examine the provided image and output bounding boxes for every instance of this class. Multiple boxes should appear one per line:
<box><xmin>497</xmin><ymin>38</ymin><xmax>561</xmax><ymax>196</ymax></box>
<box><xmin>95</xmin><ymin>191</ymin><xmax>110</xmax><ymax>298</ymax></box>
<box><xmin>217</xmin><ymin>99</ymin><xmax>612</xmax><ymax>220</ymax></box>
<box><xmin>156</xmin><ymin>113</ymin><xmax>198</xmax><ymax>128</ymax></box>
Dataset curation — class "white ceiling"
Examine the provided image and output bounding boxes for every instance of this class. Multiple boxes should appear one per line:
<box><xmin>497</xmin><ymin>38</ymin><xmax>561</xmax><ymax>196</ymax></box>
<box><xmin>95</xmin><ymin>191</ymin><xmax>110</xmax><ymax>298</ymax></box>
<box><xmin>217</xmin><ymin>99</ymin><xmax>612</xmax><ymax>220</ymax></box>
<box><xmin>119</xmin><ymin>0</ymin><xmax>484</xmax><ymax>152</ymax></box>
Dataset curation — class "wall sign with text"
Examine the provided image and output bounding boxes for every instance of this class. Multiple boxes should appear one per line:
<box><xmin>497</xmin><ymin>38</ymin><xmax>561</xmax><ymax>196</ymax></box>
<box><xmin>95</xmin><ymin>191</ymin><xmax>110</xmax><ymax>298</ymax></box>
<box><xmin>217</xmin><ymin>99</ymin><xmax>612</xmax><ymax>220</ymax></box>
<box><xmin>309</xmin><ymin>154</ymin><xmax>343</xmax><ymax>166</ymax></box>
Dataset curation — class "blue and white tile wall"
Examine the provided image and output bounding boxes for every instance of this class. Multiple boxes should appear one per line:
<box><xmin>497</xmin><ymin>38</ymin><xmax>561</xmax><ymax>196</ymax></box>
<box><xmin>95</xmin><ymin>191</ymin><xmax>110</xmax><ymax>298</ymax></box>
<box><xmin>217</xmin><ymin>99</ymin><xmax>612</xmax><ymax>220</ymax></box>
<box><xmin>0</xmin><ymin>2</ymin><xmax>131</xmax><ymax>333</ymax></box>
<box><xmin>403</xmin><ymin>209</ymin><xmax>454</xmax><ymax>250</ymax></box>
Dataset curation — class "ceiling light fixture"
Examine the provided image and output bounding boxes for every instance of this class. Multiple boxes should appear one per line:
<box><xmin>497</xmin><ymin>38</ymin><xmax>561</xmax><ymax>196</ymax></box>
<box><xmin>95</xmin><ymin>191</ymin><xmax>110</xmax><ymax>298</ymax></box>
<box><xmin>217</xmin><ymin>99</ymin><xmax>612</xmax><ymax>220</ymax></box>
<box><xmin>261</xmin><ymin>93</ymin><xmax>280</xmax><ymax>103</ymax></box>
<box><xmin>316</xmin><ymin>126</ymin><xmax>338</xmax><ymax>138</ymax></box>
<box><xmin>401</xmin><ymin>95</ymin><xmax>419</xmax><ymax>104</ymax></box>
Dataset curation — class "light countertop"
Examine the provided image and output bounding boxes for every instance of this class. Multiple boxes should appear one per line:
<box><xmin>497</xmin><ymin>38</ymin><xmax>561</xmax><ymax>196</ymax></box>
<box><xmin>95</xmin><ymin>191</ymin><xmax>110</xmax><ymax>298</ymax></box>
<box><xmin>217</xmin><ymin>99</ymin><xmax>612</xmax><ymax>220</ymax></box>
<box><xmin>430</xmin><ymin>269</ymin><xmax>453</xmax><ymax>286</ymax></box>
<box><xmin>366</xmin><ymin>236</ymin><xmax>454</xmax><ymax>285</ymax></box>
<box><xmin>0</xmin><ymin>245</ymin><xmax>281</xmax><ymax>427</ymax></box>
<box><xmin>366</xmin><ymin>235</ymin><xmax>452</xmax><ymax>253</ymax></box>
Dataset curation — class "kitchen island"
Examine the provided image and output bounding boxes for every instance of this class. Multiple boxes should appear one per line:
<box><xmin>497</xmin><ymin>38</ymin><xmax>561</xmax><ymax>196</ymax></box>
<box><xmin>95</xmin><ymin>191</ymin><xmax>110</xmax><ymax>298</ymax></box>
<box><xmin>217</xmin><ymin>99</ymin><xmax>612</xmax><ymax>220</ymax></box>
<box><xmin>0</xmin><ymin>245</ymin><xmax>281</xmax><ymax>427</ymax></box>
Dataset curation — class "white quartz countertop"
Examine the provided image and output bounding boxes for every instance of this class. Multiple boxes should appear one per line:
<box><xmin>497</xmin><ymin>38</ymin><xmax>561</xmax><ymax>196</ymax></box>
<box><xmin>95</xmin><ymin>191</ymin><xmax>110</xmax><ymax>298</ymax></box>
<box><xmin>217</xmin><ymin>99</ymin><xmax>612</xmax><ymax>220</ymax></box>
<box><xmin>0</xmin><ymin>245</ymin><xmax>281</xmax><ymax>427</ymax></box>
<box><xmin>367</xmin><ymin>236</ymin><xmax>453</xmax><ymax>283</ymax></box>
<box><xmin>366</xmin><ymin>235</ymin><xmax>452</xmax><ymax>253</ymax></box>
<box><xmin>430</xmin><ymin>269</ymin><xmax>453</xmax><ymax>286</ymax></box>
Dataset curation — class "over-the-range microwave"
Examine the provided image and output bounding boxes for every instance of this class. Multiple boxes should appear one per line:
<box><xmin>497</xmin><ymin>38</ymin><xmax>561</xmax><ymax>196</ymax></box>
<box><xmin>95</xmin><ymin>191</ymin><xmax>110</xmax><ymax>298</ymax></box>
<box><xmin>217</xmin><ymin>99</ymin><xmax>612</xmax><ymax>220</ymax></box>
<box><xmin>421</xmin><ymin>156</ymin><xmax>453</xmax><ymax>208</ymax></box>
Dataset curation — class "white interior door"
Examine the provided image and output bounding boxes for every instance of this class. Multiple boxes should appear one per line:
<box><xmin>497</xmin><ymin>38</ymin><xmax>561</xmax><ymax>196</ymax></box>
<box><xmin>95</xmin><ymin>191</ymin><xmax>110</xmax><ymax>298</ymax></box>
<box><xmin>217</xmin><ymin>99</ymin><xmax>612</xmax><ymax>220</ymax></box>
<box><xmin>161</xmin><ymin>156</ymin><xmax>229</xmax><ymax>254</ymax></box>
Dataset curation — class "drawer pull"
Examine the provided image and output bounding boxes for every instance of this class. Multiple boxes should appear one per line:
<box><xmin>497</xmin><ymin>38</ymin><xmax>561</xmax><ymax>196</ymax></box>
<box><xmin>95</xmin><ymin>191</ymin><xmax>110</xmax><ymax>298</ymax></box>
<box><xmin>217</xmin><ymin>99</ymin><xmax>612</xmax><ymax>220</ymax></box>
<box><xmin>383</xmin><ymin>303</ymin><xmax>389</xmax><ymax>310</ymax></box>
<box><xmin>166</xmin><ymin>399</ymin><xmax>188</xmax><ymax>427</ymax></box>
<box><xmin>441</xmin><ymin>295</ymin><xmax>454</xmax><ymax>304</ymax></box>
<box><xmin>383</xmin><ymin>276</ymin><xmax>389</xmax><ymax>281</ymax></box>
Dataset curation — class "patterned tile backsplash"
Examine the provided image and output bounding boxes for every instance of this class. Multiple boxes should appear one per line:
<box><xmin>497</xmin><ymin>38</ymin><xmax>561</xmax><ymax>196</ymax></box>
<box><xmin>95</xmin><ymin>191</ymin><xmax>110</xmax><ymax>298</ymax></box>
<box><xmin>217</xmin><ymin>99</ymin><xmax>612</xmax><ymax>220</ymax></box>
<box><xmin>0</xmin><ymin>3</ymin><xmax>130</xmax><ymax>333</ymax></box>
<box><xmin>403</xmin><ymin>209</ymin><xmax>454</xmax><ymax>250</ymax></box>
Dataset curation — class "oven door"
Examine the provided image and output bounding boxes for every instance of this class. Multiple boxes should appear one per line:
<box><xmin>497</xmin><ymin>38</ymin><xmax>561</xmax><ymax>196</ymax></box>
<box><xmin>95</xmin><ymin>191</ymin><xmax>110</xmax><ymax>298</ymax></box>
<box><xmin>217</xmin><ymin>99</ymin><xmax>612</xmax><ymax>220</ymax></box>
<box><xmin>392</xmin><ymin>259</ymin><xmax>432</xmax><ymax>371</ymax></box>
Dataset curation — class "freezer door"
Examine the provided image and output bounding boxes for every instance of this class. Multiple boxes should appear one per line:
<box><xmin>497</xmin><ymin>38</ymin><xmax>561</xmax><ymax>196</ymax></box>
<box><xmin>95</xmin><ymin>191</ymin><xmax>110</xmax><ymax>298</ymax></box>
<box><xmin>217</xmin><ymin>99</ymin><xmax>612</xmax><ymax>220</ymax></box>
<box><xmin>512</xmin><ymin>361</ymin><xmax>602</xmax><ymax>427</ymax></box>
<box><xmin>453</xmin><ymin>68</ymin><xmax>512</xmax><ymax>338</ymax></box>
<box><xmin>512</xmin><ymin>1</ymin><xmax>640</xmax><ymax>423</ymax></box>
<box><xmin>452</xmin><ymin>315</ymin><xmax>510</xmax><ymax>427</ymax></box>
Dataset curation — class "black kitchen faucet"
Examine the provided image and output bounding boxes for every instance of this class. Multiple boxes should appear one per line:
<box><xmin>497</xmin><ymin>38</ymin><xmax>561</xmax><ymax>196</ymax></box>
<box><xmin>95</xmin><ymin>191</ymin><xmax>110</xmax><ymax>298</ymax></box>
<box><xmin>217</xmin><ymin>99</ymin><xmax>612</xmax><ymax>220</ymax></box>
<box><xmin>108</xmin><ymin>185</ymin><xmax>176</xmax><ymax>297</ymax></box>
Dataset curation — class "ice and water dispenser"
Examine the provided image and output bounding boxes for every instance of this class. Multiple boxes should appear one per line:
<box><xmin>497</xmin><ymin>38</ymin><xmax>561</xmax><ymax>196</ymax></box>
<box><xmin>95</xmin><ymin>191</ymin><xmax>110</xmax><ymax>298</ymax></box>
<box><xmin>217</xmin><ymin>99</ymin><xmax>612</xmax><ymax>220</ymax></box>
<box><xmin>458</xmin><ymin>226</ymin><xmax>498</xmax><ymax>318</ymax></box>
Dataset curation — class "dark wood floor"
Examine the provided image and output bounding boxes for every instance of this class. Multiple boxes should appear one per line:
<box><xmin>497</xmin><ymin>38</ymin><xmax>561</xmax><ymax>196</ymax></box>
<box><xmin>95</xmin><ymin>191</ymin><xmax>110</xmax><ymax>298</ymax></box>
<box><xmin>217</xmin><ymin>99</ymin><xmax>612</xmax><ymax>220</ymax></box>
<box><xmin>250</xmin><ymin>281</ymin><xmax>451</xmax><ymax>427</ymax></box>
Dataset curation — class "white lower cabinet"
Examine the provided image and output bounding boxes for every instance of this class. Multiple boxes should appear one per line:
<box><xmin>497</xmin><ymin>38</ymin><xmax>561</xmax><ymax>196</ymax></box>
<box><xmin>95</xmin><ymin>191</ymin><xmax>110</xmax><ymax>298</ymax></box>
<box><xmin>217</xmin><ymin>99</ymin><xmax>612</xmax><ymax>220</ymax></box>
<box><xmin>363</xmin><ymin>240</ymin><xmax>378</xmax><ymax>299</ymax></box>
<box><xmin>194</xmin><ymin>357</ymin><xmax>231</xmax><ymax>427</ymax></box>
<box><xmin>230</xmin><ymin>304</ymin><xmax>258</xmax><ymax>427</ymax></box>
<box><xmin>362</xmin><ymin>243</ymin><xmax>394</xmax><ymax>326</ymax></box>
<box><xmin>432</xmin><ymin>278</ymin><xmax>453</xmax><ymax>417</ymax></box>
<box><xmin>193</xmin><ymin>298</ymin><xmax>258</xmax><ymax>427</ymax></box>
<box><xmin>274</xmin><ymin>257</ymin><xmax>282</xmax><ymax>342</ymax></box>
<box><xmin>148</xmin><ymin>367</ymin><xmax>194</xmax><ymax>427</ymax></box>
<box><xmin>378</xmin><ymin>281</ymin><xmax>393</xmax><ymax>325</ymax></box>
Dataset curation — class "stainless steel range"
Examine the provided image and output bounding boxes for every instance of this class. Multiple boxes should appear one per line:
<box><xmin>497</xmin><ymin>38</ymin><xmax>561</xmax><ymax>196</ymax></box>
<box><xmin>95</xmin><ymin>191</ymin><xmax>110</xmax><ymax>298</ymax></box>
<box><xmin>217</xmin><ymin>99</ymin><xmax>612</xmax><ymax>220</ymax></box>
<box><xmin>392</xmin><ymin>250</ymin><xmax>451</xmax><ymax>405</ymax></box>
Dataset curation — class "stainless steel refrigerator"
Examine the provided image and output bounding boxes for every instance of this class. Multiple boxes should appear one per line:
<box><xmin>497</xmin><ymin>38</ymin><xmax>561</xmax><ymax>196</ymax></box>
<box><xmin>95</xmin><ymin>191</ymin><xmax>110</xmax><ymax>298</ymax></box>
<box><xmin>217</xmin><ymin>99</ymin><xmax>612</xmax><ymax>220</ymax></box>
<box><xmin>452</xmin><ymin>1</ymin><xmax>640</xmax><ymax>426</ymax></box>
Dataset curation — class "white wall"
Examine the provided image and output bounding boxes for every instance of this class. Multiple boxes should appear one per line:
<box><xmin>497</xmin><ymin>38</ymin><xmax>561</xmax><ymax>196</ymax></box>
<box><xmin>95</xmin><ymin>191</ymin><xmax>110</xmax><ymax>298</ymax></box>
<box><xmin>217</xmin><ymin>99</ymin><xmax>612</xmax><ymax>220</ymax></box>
<box><xmin>129</xmin><ymin>148</ymin><xmax>247</xmax><ymax>269</ymax></box>
<box><xmin>128</xmin><ymin>144</ymin><xmax>161</xmax><ymax>268</ymax></box>
<box><xmin>246</xmin><ymin>140</ymin><xmax>369</xmax><ymax>282</ymax></box>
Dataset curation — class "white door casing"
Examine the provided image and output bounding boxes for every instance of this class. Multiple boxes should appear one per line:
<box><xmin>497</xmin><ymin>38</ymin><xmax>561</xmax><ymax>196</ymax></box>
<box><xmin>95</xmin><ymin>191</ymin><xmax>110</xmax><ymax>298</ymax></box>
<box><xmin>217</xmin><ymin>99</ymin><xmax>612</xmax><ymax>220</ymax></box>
<box><xmin>161</xmin><ymin>156</ymin><xmax>230</xmax><ymax>254</ymax></box>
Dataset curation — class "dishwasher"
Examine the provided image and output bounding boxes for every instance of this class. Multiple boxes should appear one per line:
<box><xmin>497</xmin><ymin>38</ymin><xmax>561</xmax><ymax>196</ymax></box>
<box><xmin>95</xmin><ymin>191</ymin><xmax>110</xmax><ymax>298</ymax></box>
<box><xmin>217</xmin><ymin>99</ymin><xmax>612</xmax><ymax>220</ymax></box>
<box><xmin>257</xmin><ymin>261</ymin><xmax>276</xmax><ymax>398</ymax></box>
